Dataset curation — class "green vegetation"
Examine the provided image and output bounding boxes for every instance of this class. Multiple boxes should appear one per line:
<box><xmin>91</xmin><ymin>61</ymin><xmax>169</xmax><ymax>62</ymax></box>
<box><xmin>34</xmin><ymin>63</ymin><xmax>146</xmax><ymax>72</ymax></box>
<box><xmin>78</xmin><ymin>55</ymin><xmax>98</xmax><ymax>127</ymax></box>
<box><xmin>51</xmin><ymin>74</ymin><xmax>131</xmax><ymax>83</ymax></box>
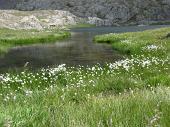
<box><xmin>68</xmin><ymin>23</ymin><xmax>96</xmax><ymax>28</ymax></box>
<box><xmin>0</xmin><ymin>28</ymin><xmax>70</xmax><ymax>54</ymax></box>
<box><xmin>150</xmin><ymin>21</ymin><xmax>170</xmax><ymax>25</ymax></box>
<box><xmin>0</xmin><ymin>27</ymin><xmax>170</xmax><ymax>126</ymax></box>
<box><xmin>94</xmin><ymin>27</ymin><xmax>170</xmax><ymax>56</ymax></box>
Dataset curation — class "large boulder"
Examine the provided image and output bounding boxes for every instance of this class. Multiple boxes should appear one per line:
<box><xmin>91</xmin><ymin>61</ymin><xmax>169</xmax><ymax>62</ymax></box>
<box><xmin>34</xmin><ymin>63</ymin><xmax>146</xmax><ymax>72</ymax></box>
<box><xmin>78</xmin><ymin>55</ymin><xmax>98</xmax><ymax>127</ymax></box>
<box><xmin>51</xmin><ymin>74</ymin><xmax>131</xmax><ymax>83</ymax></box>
<box><xmin>87</xmin><ymin>17</ymin><xmax>113</xmax><ymax>26</ymax></box>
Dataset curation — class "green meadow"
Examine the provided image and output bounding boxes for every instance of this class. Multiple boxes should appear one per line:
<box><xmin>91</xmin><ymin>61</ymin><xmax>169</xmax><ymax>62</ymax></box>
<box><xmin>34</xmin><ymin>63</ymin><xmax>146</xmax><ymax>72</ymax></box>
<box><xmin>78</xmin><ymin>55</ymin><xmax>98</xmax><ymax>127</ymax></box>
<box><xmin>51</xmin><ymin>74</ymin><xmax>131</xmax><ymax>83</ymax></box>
<box><xmin>0</xmin><ymin>27</ymin><xmax>170</xmax><ymax>126</ymax></box>
<box><xmin>0</xmin><ymin>28</ymin><xmax>70</xmax><ymax>54</ymax></box>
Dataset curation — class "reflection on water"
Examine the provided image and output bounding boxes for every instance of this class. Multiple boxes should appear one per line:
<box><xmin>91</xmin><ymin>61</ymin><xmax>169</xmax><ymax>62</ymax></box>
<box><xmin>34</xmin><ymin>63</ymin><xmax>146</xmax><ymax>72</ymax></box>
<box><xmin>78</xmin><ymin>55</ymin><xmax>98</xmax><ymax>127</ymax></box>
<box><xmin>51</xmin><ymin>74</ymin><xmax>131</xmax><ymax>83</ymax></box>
<box><xmin>0</xmin><ymin>25</ymin><xmax>169</xmax><ymax>71</ymax></box>
<box><xmin>0</xmin><ymin>32</ymin><xmax>122</xmax><ymax>70</ymax></box>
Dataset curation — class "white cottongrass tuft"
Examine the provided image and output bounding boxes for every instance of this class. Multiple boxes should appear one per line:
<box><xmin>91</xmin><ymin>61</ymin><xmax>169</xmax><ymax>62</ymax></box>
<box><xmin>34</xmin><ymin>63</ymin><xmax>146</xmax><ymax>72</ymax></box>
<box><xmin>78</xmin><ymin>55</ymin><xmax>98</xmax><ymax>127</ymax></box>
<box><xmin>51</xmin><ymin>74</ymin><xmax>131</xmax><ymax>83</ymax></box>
<box><xmin>142</xmin><ymin>45</ymin><xmax>163</xmax><ymax>51</ymax></box>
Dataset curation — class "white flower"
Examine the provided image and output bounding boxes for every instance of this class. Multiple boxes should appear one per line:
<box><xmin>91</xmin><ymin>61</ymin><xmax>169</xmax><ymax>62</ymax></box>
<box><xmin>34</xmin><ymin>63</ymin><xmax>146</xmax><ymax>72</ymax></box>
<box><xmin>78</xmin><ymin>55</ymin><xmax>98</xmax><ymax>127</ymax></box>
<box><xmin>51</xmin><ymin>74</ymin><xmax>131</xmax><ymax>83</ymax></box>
<box><xmin>13</xmin><ymin>96</ymin><xmax>16</xmax><ymax>100</ymax></box>
<box><xmin>142</xmin><ymin>45</ymin><xmax>162</xmax><ymax>51</ymax></box>
<box><xmin>50</xmin><ymin>64</ymin><xmax>66</xmax><ymax>74</ymax></box>
<box><xmin>25</xmin><ymin>90</ymin><xmax>33</xmax><ymax>96</ymax></box>
<box><xmin>121</xmin><ymin>40</ymin><xmax>131</xmax><ymax>44</ymax></box>
<box><xmin>142</xmin><ymin>60</ymin><xmax>151</xmax><ymax>67</ymax></box>
<box><xmin>91</xmin><ymin>67</ymin><xmax>95</xmax><ymax>71</ymax></box>
<box><xmin>0</xmin><ymin>76</ymin><xmax>3</xmax><ymax>80</ymax></box>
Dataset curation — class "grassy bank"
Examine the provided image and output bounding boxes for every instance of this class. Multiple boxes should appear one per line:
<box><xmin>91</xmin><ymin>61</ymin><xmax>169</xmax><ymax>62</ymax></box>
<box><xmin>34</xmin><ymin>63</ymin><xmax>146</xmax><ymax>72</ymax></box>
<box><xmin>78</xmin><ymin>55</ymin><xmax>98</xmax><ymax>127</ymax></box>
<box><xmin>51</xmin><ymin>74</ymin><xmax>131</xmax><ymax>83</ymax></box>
<box><xmin>0</xmin><ymin>28</ymin><xmax>70</xmax><ymax>54</ymax></box>
<box><xmin>68</xmin><ymin>23</ymin><xmax>96</xmax><ymax>29</ymax></box>
<box><xmin>0</xmin><ymin>27</ymin><xmax>170</xmax><ymax>126</ymax></box>
<box><xmin>94</xmin><ymin>27</ymin><xmax>170</xmax><ymax>56</ymax></box>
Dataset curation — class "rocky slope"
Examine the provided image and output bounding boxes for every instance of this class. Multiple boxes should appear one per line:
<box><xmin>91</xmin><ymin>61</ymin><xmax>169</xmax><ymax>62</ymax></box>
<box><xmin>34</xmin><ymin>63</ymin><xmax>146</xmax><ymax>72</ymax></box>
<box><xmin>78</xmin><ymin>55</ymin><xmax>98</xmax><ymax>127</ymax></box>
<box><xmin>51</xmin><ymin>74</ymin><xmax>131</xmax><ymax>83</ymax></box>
<box><xmin>0</xmin><ymin>10</ymin><xmax>80</xmax><ymax>29</ymax></box>
<box><xmin>0</xmin><ymin>0</ymin><xmax>170</xmax><ymax>26</ymax></box>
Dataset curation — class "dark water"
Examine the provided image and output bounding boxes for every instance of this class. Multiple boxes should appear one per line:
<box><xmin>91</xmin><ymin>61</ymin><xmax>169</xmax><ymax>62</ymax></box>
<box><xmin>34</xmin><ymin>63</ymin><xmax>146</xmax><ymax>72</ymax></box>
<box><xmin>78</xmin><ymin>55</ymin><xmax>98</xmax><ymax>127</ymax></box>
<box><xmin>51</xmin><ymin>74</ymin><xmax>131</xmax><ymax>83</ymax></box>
<box><xmin>0</xmin><ymin>25</ymin><xmax>169</xmax><ymax>71</ymax></box>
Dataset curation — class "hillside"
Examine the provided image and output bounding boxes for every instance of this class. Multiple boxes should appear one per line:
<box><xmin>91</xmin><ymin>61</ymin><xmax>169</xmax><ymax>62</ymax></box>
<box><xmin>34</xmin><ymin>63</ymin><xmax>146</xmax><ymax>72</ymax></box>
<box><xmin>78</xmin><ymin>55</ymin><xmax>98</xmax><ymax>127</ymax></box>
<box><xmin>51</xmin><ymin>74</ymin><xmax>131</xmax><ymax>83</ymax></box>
<box><xmin>0</xmin><ymin>0</ymin><xmax>170</xmax><ymax>26</ymax></box>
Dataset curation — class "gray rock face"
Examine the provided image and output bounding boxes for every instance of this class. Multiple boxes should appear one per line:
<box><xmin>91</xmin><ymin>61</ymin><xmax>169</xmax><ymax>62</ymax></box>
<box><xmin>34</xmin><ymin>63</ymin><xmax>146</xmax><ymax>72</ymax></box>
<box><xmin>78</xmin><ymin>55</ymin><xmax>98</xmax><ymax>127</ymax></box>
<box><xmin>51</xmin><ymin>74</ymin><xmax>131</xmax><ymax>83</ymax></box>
<box><xmin>0</xmin><ymin>0</ymin><xmax>170</xmax><ymax>26</ymax></box>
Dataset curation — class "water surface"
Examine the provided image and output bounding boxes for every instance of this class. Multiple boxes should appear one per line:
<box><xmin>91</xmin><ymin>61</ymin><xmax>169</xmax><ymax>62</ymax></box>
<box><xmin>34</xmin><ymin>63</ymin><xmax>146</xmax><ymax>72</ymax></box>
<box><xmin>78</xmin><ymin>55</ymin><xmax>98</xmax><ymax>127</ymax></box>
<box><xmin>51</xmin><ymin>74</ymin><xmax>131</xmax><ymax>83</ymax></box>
<box><xmin>0</xmin><ymin>25</ymin><xmax>169</xmax><ymax>71</ymax></box>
